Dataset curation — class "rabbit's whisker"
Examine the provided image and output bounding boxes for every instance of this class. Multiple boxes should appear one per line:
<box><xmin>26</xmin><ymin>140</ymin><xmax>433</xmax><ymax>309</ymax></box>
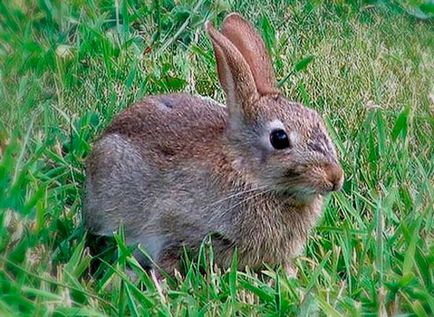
<box><xmin>205</xmin><ymin>185</ymin><xmax>269</xmax><ymax>209</ymax></box>
<box><xmin>210</xmin><ymin>188</ymin><xmax>275</xmax><ymax>222</ymax></box>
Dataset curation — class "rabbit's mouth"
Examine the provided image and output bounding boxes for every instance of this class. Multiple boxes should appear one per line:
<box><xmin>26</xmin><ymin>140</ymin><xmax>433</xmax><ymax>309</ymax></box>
<box><xmin>277</xmin><ymin>190</ymin><xmax>317</xmax><ymax>203</ymax></box>
<box><xmin>272</xmin><ymin>181</ymin><xmax>318</xmax><ymax>200</ymax></box>
<box><xmin>273</xmin><ymin>177</ymin><xmax>339</xmax><ymax>199</ymax></box>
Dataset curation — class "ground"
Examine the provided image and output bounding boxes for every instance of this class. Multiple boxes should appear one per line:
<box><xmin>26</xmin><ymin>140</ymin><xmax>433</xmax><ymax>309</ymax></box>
<box><xmin>0</xmin><ymin>0</ymin><xmax>433</xmax><ymax>316</ymax></box>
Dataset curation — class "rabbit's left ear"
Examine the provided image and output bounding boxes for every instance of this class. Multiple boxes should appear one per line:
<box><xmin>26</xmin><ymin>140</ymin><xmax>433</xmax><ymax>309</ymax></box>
<box><xmin>221</xmin><ymin>13</ymin><xmax>279</xmax><ymax>96</ymax></box>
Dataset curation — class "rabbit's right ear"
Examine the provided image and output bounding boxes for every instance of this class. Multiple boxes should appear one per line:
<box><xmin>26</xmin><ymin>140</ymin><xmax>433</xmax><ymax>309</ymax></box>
<box><xmin>206</xmin><ymin>21</ymin><xmax>259</xmax><ymax>120</ymax></box>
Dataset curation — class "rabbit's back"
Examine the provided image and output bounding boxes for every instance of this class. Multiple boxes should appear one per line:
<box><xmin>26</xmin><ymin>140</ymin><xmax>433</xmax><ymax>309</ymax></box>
<box><xmin>104</xmin><ymin>93</ymin><xmax>227</xmax><ymax>166</ymax></box>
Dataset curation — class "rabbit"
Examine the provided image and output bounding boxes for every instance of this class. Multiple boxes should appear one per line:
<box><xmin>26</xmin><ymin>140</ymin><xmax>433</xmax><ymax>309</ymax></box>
<box><xmin>83</xmin><ymin>13</ymin><xmax>344</xmax><ymax>276</ymax></box>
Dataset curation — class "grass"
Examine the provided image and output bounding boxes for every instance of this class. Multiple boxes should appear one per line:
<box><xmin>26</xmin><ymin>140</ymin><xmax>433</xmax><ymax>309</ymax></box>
<box><xmin>0</xmin><ymin>0</ymin><xmax>433</xmax><ymax>315</ymax></box>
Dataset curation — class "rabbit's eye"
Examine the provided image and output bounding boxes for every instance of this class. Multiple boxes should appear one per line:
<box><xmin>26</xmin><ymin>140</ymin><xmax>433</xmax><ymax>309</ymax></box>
<box><xmin>270</xmin><ymin>129</ymin><xmax>290</xmax><ymax>150</ymax></box>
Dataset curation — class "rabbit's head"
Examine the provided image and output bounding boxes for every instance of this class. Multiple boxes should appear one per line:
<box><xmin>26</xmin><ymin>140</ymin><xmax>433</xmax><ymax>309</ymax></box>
<box><xmin>206</xmin><ymin>14</ymin><xmax>344</xmax><ymax>199</ymax></box>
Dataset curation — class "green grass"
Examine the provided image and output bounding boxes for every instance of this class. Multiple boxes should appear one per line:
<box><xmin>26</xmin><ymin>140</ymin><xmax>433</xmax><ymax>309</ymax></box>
<box><xmin>1</xmin><ymin>0</ymin><xmax>433</xmax><ymax>315</ymax></box>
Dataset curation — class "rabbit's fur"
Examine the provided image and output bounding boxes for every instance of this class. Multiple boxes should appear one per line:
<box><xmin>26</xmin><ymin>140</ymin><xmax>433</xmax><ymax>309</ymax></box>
<box><xmin>84</xmin><ymin>13</ymin><xmax>344</xmax><ymax>274</ymax></box>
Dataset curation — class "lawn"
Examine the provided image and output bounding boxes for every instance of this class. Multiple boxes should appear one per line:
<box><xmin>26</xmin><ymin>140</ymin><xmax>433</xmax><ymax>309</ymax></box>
<box><xmin>0</xmin><ymin>0</ymin><xmax>433</xmax><ymax>316</ymax></box>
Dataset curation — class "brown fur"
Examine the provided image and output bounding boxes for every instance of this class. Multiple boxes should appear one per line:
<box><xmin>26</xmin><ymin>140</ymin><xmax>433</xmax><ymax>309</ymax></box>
<box><xmin>104</xmin><ymin>94</ymin><xmax>227</xmax><ymax>167</ymax></box>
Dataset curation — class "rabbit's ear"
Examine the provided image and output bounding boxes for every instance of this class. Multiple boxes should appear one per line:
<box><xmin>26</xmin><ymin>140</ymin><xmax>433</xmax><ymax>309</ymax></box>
<box><xmin>221</xmin><ymin>13</ymin><xmax>278</xmax><ymax>96</ymax></box>
<box><xmin>206</xmin><ymin>21</ymin><xmax>259</xmax><ymax>119</ymax></box>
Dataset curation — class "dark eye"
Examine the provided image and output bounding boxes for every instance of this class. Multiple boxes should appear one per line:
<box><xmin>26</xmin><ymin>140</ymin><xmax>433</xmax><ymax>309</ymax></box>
<box><xmin>270</xmin><ymin>129</ymin><xmax>290</xmax><ymax>150</ymax></box>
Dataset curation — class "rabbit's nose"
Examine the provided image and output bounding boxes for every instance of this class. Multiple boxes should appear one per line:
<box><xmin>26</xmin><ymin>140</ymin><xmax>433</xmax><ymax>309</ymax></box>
<box><xmin>325</xmin><ymin>163</ymin><xmax>344</xmax><ymax>192</ymax></box>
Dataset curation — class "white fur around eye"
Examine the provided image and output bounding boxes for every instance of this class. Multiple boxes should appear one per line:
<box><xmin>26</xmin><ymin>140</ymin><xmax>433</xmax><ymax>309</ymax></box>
<box><xmin>267</xmin><ymin>119</ymin><xmax>285</xmax><ymax>131</ymax></box>
<box><xmin>289</xmin><ymin>131</ymin><xmax>301</xmax><ymax>146</ymax></box>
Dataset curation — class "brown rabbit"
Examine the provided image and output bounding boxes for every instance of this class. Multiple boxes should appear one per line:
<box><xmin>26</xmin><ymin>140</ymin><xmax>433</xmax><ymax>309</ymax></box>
<box><xmin>83</xmin><ymin>13</ymin><xmax>344</xmax><ymax>275</ymax></box>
